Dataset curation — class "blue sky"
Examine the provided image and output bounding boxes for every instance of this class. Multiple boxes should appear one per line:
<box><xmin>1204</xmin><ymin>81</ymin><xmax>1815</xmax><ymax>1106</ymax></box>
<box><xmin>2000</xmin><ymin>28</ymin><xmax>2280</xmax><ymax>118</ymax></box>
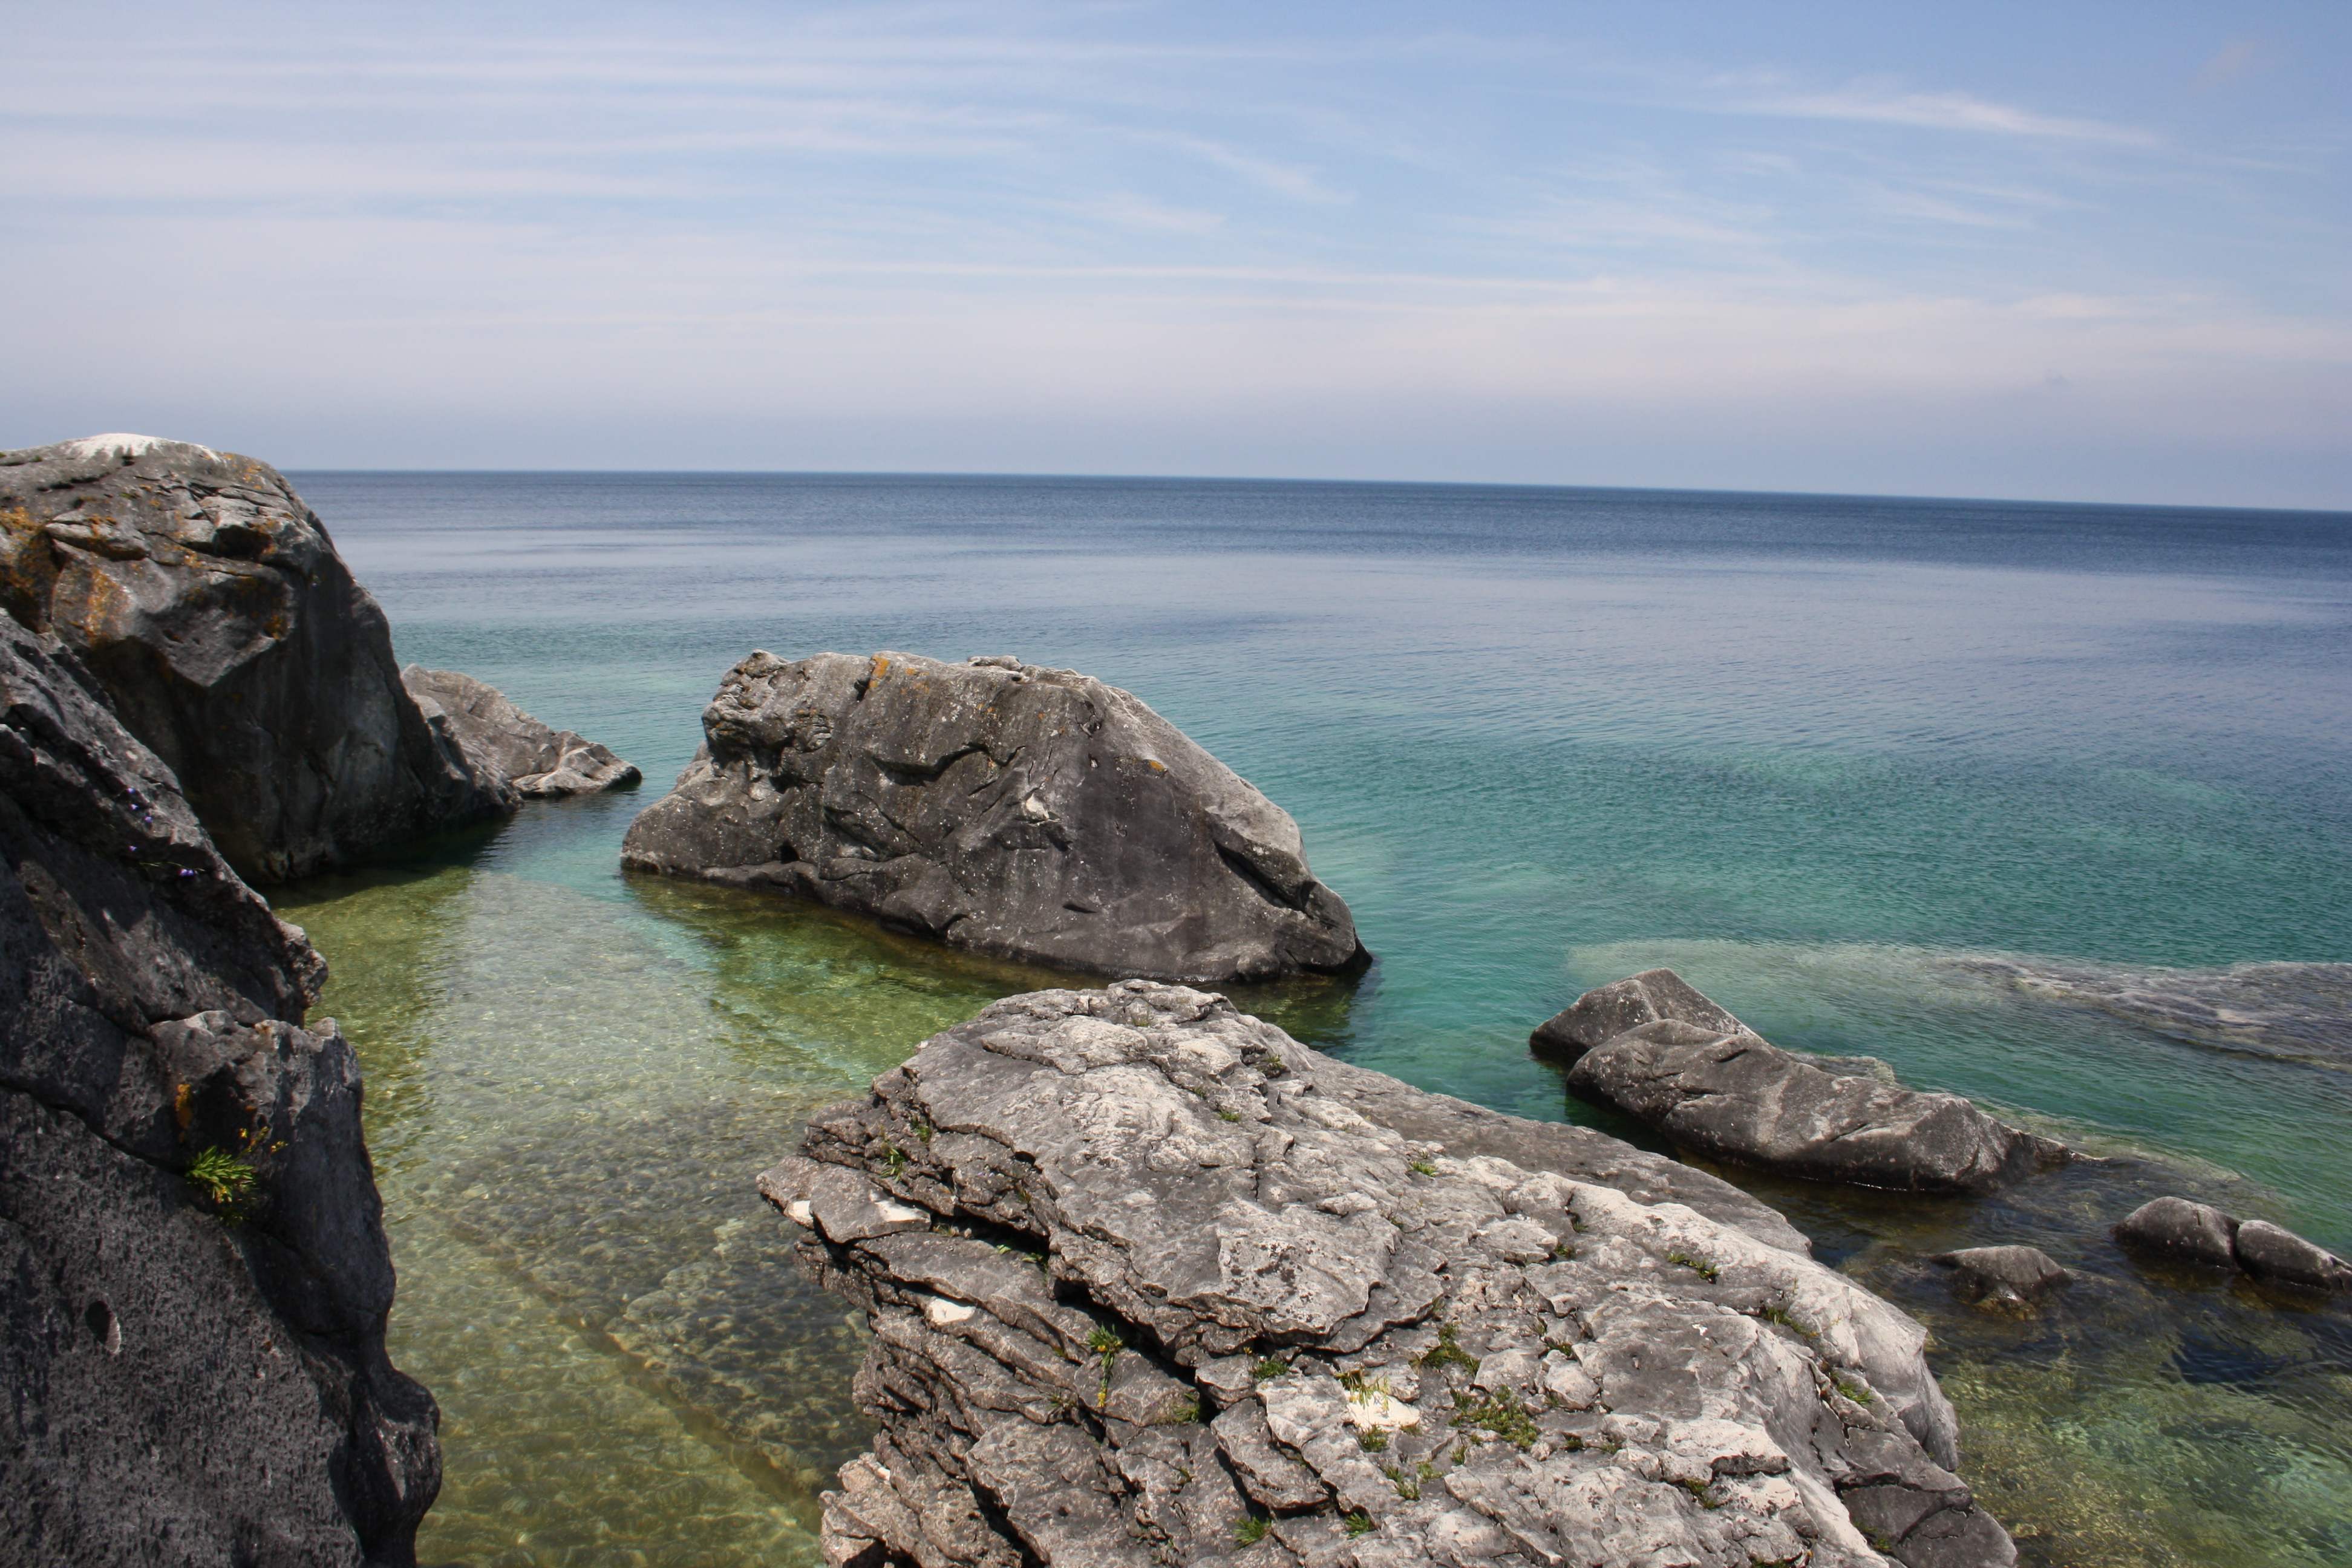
<box><xmin>7</xmin><ymin>1</ymin><xmax>2347</xmax><ymax>505</ymax></box>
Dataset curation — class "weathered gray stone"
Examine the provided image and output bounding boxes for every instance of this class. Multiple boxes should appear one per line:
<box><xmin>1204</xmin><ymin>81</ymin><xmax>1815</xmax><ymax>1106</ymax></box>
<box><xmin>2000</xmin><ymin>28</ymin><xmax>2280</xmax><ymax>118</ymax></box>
<box><xmin>2112</xmin><ymin>1197</ymin><xmax>2351</xmax><ymax>1293</ymax></box>
<box><xmin>2232</xmin><ymin>1220</ymin><xmax>2352</xmax><ymax>1293</ymax></box>
<box><xmin>621</xmin><ymin>650</ymin><xmax>1366</xmax><ymax>984</ymax></box>
<box><xmin>1552</xmin><ymin>975</ymin><xmax>2068</xmax><ymax>1193</ymax></box>
<box><xmin>766</xmin><ymin>981</ymin><xmax>2016</xmax><ymax>1568</ymax></box>
<box><xmin>0</xmin><ymin>614</ymin><xmax>436</xmax><ymax>1564</ymax></box>
<box><xmin>2111</xmin><ymin>1196</ymin><xmax>2238</xmax><ymax>1270</ymax></box>
<box><xmin>0</xmin><ymin>434</ymin><xmax>513</xmax><ymax>881</ymax></box>
<box><xmin>1529</xmin><ymin>967</ymin><xmax>1745</xmax><ymax>1065</ymax></box>
<box><xmin>402</xmin><ymin>665</ymin><xmax>639</xmax><ymax>799</ymax></box>
<box><xmin>1928</xmin><ymin>1247</ymin><xmax>2069</xmax><ymax>1313</ymax></box>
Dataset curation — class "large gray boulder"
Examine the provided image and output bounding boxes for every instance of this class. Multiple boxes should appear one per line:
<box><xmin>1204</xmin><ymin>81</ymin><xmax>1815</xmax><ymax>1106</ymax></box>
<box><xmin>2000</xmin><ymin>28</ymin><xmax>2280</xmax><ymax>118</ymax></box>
<box><xmin>402</xmin><ymin>666</ymin><xmax>639</xmax><ymax>799</ymax></box>
<box><xmin>1543</xmin><ymin>972</ymin><xmax>2068</xmax><ymax>1195</ymax></box>
<box><xmin>0</xmin><ymin>615</ymin><xmax>437</xmax><ymax>1564</ymax></box>
<box><xmin>621</xmin><ymin>650</ymin><xmax>1367</xmax><ymax>984</ymax></box>
<box><xmin>764</xmin><ymin>981</ymin><xmax>2017</xmax><ymax>1568</ymax></box>
<box><xmin>0</xmin><ymin>433</ymin><xmax>515</xmax><ymax>881</ymax></box>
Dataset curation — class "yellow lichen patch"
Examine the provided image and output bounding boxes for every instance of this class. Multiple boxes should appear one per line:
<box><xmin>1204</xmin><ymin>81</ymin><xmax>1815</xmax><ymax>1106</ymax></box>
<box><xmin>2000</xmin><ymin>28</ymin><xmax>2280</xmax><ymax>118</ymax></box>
<box><xmin>872</xmin><ymin>656</ymin><xmax>892</xmax><ymax>680</ymax></box>
<box><xmin>0</xmin><ymin>505</ymin><xmax>58</xmax><ymax>628</ymax></box>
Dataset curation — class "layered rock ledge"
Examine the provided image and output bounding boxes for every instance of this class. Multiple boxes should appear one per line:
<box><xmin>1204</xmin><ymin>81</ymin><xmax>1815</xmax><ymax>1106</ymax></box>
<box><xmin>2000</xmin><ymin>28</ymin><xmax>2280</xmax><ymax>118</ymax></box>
<box><xmin>624</xmin><ymin>651</ymin><xmax>1367</xmax><ymax>984</ymax></box>
<box><xmin>1</xmin><ymin>615</ymin><xmax>437</xmax><ymax>1563</ymax></box>
<box><xmin>765</xmin><ymin>982</ymin><xmax>2016</xmax><ymax>1568</ymax></box>
<box><xmin>1536</xmin><ymin>970</ymin><xmax>2066</xmax><ymax>1195</ymax></box>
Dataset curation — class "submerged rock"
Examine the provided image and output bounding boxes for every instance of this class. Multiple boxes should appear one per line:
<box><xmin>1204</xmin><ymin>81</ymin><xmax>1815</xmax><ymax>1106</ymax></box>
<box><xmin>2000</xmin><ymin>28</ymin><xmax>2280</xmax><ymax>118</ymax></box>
<box><xmin>1929</xmin><ymin>1247</ymin><xmax>2069</xmax><ymax>1314</ymax></box>
<box><xmin>0</xmin><ymin>433</ymin><xmax>511</xmax><ymax>880</ymax></box>
<box><xmin>765</xmin><ymin>980</ymin><xmax>2018</xmax><ymax>1568</ymax></box>
<box><xmin>0</xmin><ymin>615</ymin><xmax>437</xmax><ymax>1563</ymax></box>
<box><xmin>403</xmin><ymin>665</ymin><xmax>640</xmax><ymax>799</ymax></box>
<box><xmin>1546</xmin><ymin>972</ymin><xmax>2068</xmax><ymax>1194</ymax></box>
<box><xmin>2114</xmin><ymin>1197</ymin><xmax>2352</xmax><ymax>1293</ymax></box>
<box><xmin>621</xmin><ymin>650</ymin><xmax>1367</xmax><ymax>984</ymax></box>
<box><xmin>1957</xmin><ymin>955</ymin><xmax>2352</xmax><ymax>1067</ymax></box>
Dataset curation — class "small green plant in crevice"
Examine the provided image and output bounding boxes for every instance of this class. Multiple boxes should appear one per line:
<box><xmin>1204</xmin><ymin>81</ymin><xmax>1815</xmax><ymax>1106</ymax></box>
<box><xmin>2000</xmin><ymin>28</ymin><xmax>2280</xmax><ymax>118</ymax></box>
<box><xmin>1449</xmin><ymin>1388</ymin><xmax>1540</xmax><ymax>1450</ymax></box>
<box><xmin>910</xmin><ymin>1120</ymin><xmax>935</xmax><ymax>1145</ymax></box>
<box><xmin>1407</xmin><ymin>1158</ymin><xmax>1437</xmax><ymax>1177</ymax></box>
<box><xmin>1416</xmin><ymin>1322</ymin><xmax>1478</xmax><ymax>1374</ymax></box>
<box><xmin>1233</xmin><ymin>1515</ymin><xmax>1270</xmax><ymax>1546</ymax></box>
<box><xmin>1258</xmin><ymin>1057</ymin><xmax>1286</xmax><ymax>1079</ymax></box>
<box><xmin>184</xmin><ymin>1146</ymin><xmax>258</xmax><ymax>1217</ymax></box>
<box><xmin>1343</xmin><ymin>1511</ymin><xmax>1376</xmax><ymax>1539</ymax></box>
<box><xmin>879</xmin><ymin>1143</ymin><xmax>908</xmax><ymax>1178</ymax></box>
<box><xmin>1086</xmin><ymin>1324</ymin><xmax>1124</xmax><ymax>1400</ymax></box>
<box><xmin>1832</xmin><ymin>1374</ymin><xmax>1875</xmax><ymax>1406</ymax></box>
<box><xmin>1216</xmin><ymin>1108</ymin><xmax>1242</xmax><ymax>1123</ymax></box>
<box><xmin>1552</xmin><ymin>1243</ymin><xmax>1577</xmax><ymax>1261</ymax></box>
<box><xmin>1666</xmin><ymin>1251</ymin><xmax>1719</xmax><ymax>1282</ymax></box>
<box><xmin>1357</xmin><ymin>1427</ymin><xmax>1389</xmax><ymax>1453</ymax></box>
<box><xmin>1569</xmin><ymin>1213</ymin><xmax>1586</xmax><ymax>1233</ymax></box>
<box><xmin>1252</xmin><ymin>1356</ymin><xmax>1289</xmax><ymax>1381</ymax></box>
<box><xmin>1154</xmin><ymin>1396</ymin><xmax>1201</xmax><ymax>1426</ymax></box>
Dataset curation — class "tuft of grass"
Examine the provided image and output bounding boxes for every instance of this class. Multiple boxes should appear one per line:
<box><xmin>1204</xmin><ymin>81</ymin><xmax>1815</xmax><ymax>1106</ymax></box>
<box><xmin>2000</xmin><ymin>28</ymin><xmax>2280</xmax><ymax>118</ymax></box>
<box><xmin>1217</xmin><ymin>1108</ymin><xmax>1242</xmax><ymax>1123</ymax></box>
<box><xmin>1416</xmin><ymin>1322</ymin><xmax>1478</xmax><ymax>1374</ymax></box>
<box><xmin>184</xmin><ymin>1146</ymin><xmax>257</xmax><ymax>1217</ymax></box>
<box><xmin>1832</xmin><ymin>1374</ymin><xmax>1875</xmax><ymax>1406</ymax></box>
<box><xmin>1086</xmin><ymin>1325</ymin><xmax>1124</xmax><ymax>1357</ymax></box>
<box><xmin>1449</xmin><ymin>1388</ymin><xmax>1540</xmax><ymax>1450</ymax></box>
<box><xmin>1252</xmin><ymin>1356</ymin><xmax>1288</xmax><ymax>1381</ymax></box>
<box><xmin>910</xmin><ymin>1120</ymin><xmax>935</xmax><ymax>1145</ymax></box>
<box><xmin>1552</xmin><ymin>1243</ymin><xmax>1577</xmax><ymax>1261</ymax></box>
<box><xmin>1154</xmin><ymin>1396</ymin><xmax>1201</xmax><ymax>1426</ymax></box>
<box><xmin>1258</xmin><ymin>1057</ymin><xmax>1286</xmax><ymax>1079</ymax></box>
<box><xmin>1667</xmin><ymin>1251</ymin><xmax>1720</xmax><ymax>1282</ymax></box>
<box><xmin>1233</xmin><ymin>1515</ymin><xmax>1270</xmax><ymax>1546</ymax></box>
<box><xmin>1344</xmin><ymin>1511</ymin><xmax>1376</xmax><ymax>1538</ymax></box>
<box><xmin>1762</xmin><ymin>1304</ymin><xmax>1815</xmax><ymax>1338</ymax></box>
<box><xmin>1407</xmin><ymin>1158</ymin><xmax>1437</xmax><ymax>1177</ymax></box>
<box><xmin>1357</xmin><ymin>1427</ymin><xmax>1389</xmax><ymax>1453</ymax></box>
<box><xmin>880</xmin><ymin>1144</ymin><xmax>908</xmax><ymax>1178</ymax></box>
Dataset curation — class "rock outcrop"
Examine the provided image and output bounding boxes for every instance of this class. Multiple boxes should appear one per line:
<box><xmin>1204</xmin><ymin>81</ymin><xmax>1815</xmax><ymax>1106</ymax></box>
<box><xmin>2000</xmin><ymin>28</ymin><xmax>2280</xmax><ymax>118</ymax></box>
<box><xmin>402</xmin><ymin>666</ymin><xmax>639</xmax><ymax>799</ymax></box>
<box><xmin>765</xmin><ymin>981</ymin><xmax>2017</xmax><ymax>1568</ymax></box>
<box><xmin>622</xmin><ymin>651</ymin><xmax>1367</xmax><ymax>984</ymax></box>
<box><xmin>0</xmin><ymin>433</ymin><xmax>512</xmax><ymax>881</ymax></box>
<box><xmin>2114</xmin><ymin>1196</ymin><xmax>2352</xmax><ymax>1293</ymax></box>
<box><xmin>0</xmin><ymin>615</ymin><xmax>437</xmax><ymax>1563</ymax></box>
<box><xmin>1541</xmin><ymin>971</ymin><xmax>2068</xmax><ymax>1194</ymax></box>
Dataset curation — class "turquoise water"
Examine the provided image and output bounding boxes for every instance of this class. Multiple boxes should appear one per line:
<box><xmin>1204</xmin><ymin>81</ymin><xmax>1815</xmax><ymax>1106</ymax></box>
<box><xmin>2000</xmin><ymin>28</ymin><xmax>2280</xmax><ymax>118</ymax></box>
<box><xmin>272</xmin><ymin>474</ymin><xmax>2352</xmax><ymax>1566</ymax></box>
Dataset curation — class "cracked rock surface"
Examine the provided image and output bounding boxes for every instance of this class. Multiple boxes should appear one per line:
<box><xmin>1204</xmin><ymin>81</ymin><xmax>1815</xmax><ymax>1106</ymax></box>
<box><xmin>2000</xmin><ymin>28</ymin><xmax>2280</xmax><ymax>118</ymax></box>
<box><xmin>0</xmin><ymin>433</ymin><xmax>512</xmax><ymax>881</ymax></box>
<box><xmin>1542</xmin><ymin>970</ymin><xmax>2068</xmax><ymax>1195</ymax></box>
<box><xmin>621</xmin><ymin>650</ymin><xmax>1367</xmax><ymax>984</ymax></box>
<box><xmin>0</xmin><ymin>614</ymin><xmax>437</xmax><ymax>1564</ymax></box>
<box><xmin>764</xmin><ymin>981</ymin><xmax>2016</xmax><ymax>1568</ymax></box>
<box><xmin>402</xmin><ymin>665</ymin><xmax>640</xmax><ymax>799</ymax></box>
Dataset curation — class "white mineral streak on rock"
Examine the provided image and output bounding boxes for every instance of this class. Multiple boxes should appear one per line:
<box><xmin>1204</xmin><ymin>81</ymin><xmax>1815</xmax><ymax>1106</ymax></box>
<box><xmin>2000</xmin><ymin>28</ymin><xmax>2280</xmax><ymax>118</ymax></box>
<box><xmin>762</xmin><ymin>981</ymin><xmax>2017</xmax><ymax>1568</ymax></box>
<box><xmin>58</xmin><ymin>432</ymin><xmax>217</xmax><ymax>459</ymax></box>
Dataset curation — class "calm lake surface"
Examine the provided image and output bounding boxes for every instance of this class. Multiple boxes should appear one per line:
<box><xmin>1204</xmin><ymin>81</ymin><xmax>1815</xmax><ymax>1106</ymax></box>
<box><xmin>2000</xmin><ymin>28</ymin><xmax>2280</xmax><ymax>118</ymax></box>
<box><xmin>269</xmin><ymin>473</ymin><xmax>2352</xmax><ymax>1568</ymax></box>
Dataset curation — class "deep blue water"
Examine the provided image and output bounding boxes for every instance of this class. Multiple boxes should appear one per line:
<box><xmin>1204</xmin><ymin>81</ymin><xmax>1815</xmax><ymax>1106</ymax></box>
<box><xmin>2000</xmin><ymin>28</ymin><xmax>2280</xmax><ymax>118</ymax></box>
<box><xmin>275</xmin><ymin>472</ymin><xmax>2352</xmax><ymax>1567</ymax></box>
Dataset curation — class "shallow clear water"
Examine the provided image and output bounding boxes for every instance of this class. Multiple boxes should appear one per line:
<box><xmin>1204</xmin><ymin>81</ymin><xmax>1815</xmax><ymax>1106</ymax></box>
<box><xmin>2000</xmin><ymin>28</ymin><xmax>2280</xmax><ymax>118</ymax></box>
<box><xmin>269</xmin><ymin>474</ymin><xmax>2352</xmax><ymax>1567</ymax></box>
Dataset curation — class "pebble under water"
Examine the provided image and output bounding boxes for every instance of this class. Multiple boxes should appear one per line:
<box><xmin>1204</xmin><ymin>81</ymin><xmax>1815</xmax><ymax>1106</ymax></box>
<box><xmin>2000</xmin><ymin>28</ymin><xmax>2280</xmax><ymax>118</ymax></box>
<box><xmin>270</xmin><ymin>473</ymin><xmax>2352</xmax><ymax>1567</ymax></box>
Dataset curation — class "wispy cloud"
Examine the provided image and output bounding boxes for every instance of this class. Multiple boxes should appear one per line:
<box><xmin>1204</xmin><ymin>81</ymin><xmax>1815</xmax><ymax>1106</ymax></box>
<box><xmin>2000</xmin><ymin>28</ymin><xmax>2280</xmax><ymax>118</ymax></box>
<box><xmin>1730</xmin><ymin>81</ymin><xmax>2158</xmax><ymax>146</ymax></box>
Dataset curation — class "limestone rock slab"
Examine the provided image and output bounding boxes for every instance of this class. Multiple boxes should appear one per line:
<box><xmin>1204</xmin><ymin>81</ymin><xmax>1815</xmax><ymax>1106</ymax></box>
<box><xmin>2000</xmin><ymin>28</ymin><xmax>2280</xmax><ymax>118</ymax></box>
<box><xmin>403</xmin><ymin>665</ymin><xmax>639</xmax><ymax>798</ymax></box>
<box><xmin>766</xmin><ymin>981</ymin><xmax>2017</xmax><ymax>1568</ymax></box>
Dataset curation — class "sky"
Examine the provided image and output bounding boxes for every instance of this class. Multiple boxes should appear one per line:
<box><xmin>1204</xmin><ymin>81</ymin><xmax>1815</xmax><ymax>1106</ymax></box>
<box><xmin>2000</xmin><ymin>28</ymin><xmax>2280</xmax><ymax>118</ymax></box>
<box><xmin>5</xmin><ymin>0</ymin><xmax>2348</xmax><ymax>506</ymax></box>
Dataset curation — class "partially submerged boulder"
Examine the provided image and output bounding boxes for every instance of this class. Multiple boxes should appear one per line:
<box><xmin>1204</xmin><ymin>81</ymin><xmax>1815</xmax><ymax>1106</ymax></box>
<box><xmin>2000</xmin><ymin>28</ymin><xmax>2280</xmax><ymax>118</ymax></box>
<box><xmin>0</xmin><ymin>615</ymin><xmax>437</xmax><ymax>1563</ymax></box>
<box><xmin>0</xmin><ymin>434</ymin><xmax>510</xmax><ymax>880</ymax></box>
<box><xmin>2114</xmin><ymin>1197</ymin><xmax>2352</xmax><ymax>1293</ymax></box>
<box><xmin>403</xmin><ymin>666</ymin><xmax>639</xmax><ymax>799</ymax></box>
<box><xmin>1545</xmin><ymin>972</ymin><xmax>2068</xmax><ymax>1194</ymax></box>
<box><xmin>766</xmin><ymin>981</ymin><xmax>2017</xmax><ymax>1568</ymax></box>
<box><xmin>1929</xmin><ymin>1247</ymin><xmax>2069</xmax><ymax>1314</ymax></box>
<box><xmin>622</xmin><ymin>650</ymin><xmax>1367</xmax><ymax>984</ymax></box>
